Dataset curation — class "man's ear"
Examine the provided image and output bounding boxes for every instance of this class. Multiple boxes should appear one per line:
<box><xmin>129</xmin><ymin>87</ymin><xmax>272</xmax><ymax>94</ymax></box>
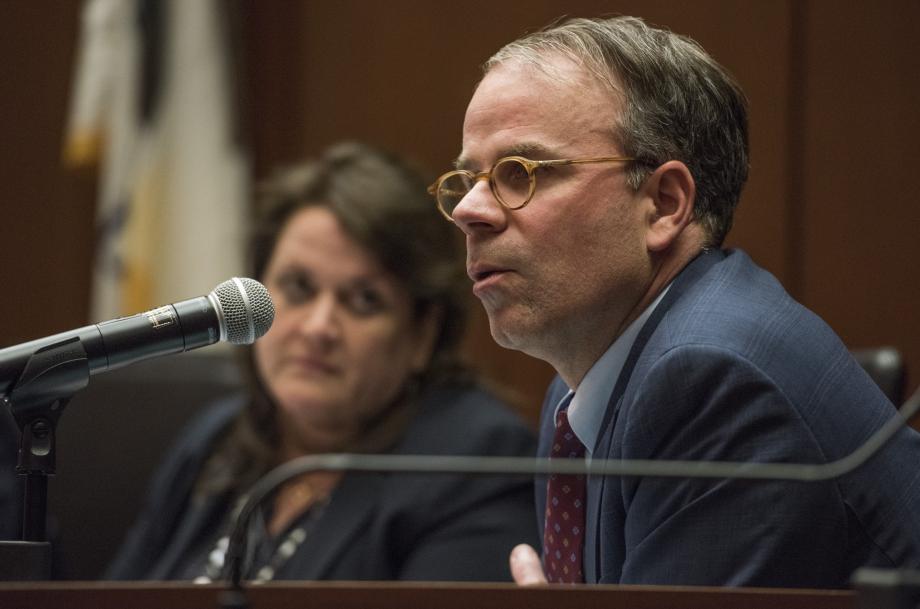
<box><xmin>641</xmin><ymin>160</ymin><xmax>696</xmax><ymax>252</ymax></box>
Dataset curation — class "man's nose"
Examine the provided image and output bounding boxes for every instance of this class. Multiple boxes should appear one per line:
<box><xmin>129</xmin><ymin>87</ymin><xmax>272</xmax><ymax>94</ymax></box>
<box><xmin>450</xmin><ymin>179</ymin><xmax>508</xmax><ymax>236</ymax></box>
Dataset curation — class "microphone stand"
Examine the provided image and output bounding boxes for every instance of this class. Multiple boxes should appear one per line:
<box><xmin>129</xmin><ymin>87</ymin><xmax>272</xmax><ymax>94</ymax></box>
<box><xmin>0</xmin><ymin>336</ymin><xmax>91</xmax><ymax>581</ymax></box>
<box><xmin>219</xmin><ymin>385</ymin><xmax>920</xmax><ymax>609</ymax></box>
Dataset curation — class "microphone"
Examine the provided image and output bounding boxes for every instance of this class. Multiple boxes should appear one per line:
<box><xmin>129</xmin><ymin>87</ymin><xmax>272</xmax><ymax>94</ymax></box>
<box><xmin>0</xmin><ymin>277</ymin><xmax>275</xmax><ymax>397</ymax></box>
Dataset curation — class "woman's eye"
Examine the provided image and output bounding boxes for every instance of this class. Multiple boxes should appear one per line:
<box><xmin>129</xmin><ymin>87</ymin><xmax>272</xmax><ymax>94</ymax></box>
<box><xmin>275</xmin><ymin>271</ymin><xmax>315</xmax><ymax>304</ymax></box>
<box><xmin>345</xmin><ymin>287</ymin><xmax>385</xmax><ymax>316</ymax></box>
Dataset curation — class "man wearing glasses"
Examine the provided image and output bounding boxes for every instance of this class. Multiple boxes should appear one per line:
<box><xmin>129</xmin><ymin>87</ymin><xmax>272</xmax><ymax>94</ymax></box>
<box><xmin>430</xmin><ymin>16</ymin><xmax>920</xmax><ymax>587</ymax></box>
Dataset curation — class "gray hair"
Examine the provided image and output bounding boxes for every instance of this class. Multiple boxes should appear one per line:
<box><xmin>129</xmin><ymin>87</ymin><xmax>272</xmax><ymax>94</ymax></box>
<box><xmin>485</xmin><ymin>16</ymin><xmax>749</xmax><ymax>246</ymax></box>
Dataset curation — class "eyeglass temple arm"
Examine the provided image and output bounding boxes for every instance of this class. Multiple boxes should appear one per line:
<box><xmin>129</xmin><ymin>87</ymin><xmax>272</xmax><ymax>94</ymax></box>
<box><xmin>536</xmin><ymin>156</ymin><xmax>636</xmax><ymax>168</ymax></box>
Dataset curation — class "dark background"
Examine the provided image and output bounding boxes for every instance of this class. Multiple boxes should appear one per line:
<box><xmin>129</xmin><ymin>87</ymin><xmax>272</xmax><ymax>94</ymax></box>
<box><xmin>1</xmin><ymin>1</ymin><xmax>918</xmax><ymax>415</ymax></box>
<box><xmin>0</xmin><ymin>0</ymin><xmax>918</xmax><ymax>582</ymax></box>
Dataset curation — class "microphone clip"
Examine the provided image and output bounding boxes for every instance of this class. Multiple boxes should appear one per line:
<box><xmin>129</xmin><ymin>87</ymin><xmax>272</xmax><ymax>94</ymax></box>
<box><xmin>0</xmin><ymin>336</ymin><xmax>92</xmax><ymax>580</ymax></box>
<box><xmin>7</xmin><ymin>336</ymin><xmax>90</xmax><ymax>428</ymax></box>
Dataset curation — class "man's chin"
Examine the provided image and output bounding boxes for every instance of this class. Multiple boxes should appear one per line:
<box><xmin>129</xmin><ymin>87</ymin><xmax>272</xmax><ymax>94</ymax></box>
<box><xmin>485</xmin><ymin>306</ymin><xmax>560</xmax><ymax>364</ymax></box>
<box><xmin>486</xmin><ymin>310</ymin><xmax>530</xmax><ymax>354</ymax></box>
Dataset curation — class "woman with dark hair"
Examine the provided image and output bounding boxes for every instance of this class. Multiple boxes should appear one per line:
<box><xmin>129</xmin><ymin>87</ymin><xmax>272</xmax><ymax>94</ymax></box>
<box><xmin>106</xmin><ymin>142</ymin><xmax>537</xmax><ymax>582</ymax></box>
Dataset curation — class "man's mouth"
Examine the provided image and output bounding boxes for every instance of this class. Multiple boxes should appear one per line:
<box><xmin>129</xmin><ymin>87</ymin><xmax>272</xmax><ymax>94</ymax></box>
<box><xmin>468</xmin><ymin>263</ymin><xmax>509</xmax><ymax>283</ymax></box>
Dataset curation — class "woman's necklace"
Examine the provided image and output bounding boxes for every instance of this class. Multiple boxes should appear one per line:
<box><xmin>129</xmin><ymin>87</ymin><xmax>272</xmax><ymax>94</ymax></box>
<box><xmin>193</xmin><ymin>482</ymin><xmax>331</xmax><ymax>584</ymax></box>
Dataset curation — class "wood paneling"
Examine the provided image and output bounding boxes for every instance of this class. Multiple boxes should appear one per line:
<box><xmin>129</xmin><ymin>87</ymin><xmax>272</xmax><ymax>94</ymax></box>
<box><xmin>0</xmin><ymin>2</ymin><xmax>95</xmax><ymax>345</ymax></box>
<box><xmin>0</xmin><ymin>1</ymin><xmax>916</xmax><ymax>421</ymax></box>
<box><xmin>247</xmin><ymin>1</ymin><xmax>796</xmax><ymax>415</ymax></box>
<box><xmin>798</xmin><ymin>1</ymin><xmax>920</xmax><ymax>393</ymax></box>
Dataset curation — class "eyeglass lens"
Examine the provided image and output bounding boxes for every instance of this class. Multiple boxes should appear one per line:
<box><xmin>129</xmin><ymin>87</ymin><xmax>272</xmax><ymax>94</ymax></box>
<box><xmin>493</xmin><ymin>158</ymin><xmax>532</xmax><ymax>208</ymax></box>
<box><xmin>437</xmin><ymin>158</ymin><xmax>533</xmax><ymax>217</ymax></box>
<box><xmin>437</xmin><ymin>173</ymin><xmax>475</xmax><ymax>217</ymax></box>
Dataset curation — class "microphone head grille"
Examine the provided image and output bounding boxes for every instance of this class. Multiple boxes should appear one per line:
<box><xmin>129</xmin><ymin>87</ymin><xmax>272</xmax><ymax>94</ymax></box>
<box><xmin>211</xmin><ymin>278</ymin><xmax>275</xmax><ymax>345</ymax></box>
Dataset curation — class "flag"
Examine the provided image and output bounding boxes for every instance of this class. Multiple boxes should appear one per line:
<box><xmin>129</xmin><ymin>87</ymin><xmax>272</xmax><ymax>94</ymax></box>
<box><xmin>65</xmin><ymin>0</ymin><xmax>248</xmax><ymax>321</ymax></box>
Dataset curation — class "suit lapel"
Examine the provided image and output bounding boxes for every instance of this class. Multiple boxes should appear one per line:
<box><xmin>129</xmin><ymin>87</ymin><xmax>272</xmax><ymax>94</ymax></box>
<box><xmin>281</xmin><ymin>471</ymin><xmax>383</xmax><ymax>580</ymax></box>
<box><xmin>586</xmin><ymin>249</ymin><xmax>724</xmax><ymax>582</ymax></box>
<box><xmin>149</xmin><ymin>494</ymin><xmax>226</xmax><ymax>579</ymax></box>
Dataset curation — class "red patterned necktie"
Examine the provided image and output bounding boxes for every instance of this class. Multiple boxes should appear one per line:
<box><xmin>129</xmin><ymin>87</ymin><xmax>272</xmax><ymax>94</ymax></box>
<box><xmin>542</xmin><ymin>406</ymin><xmax>586</xmax><ymax>583</ymax></box>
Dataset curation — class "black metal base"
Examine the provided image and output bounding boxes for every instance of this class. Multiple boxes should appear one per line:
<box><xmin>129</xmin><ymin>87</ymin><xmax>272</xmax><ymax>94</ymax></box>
<box><xmin>0</xmin><ymin>540</ymin><xmax>51</xmax><ymax>581</ymax></box>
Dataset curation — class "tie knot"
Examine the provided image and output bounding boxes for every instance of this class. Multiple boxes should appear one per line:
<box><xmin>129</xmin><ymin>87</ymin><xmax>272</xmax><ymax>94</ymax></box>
<box><xmin>552</xmin><ymin>409</ymin><xmax>585</xmax><ymax>459</ymax></box>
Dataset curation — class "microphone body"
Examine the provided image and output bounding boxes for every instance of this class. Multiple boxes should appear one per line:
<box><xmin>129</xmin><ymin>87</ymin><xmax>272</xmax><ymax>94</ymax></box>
<box><xmin>0</xmin><ymin>277</ymin><xmax>274</xmax><ymax>397</ymax></box>
<box><xmin>0</xmin><ymin>296</ymin><xmax>218</xmax><ymax>397</ymax></box>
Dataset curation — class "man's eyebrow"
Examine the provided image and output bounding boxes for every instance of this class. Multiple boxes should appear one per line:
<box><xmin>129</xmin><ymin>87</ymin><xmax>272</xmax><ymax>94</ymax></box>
<box><xmin>454</xmin><ymin>143</ymin><xmax>556</xmax><ymax>171</ymax></box>
<box><xmin>505</xmin><ymin>142</ymin><xmax>554</xmax><ymax>158</ymax></box>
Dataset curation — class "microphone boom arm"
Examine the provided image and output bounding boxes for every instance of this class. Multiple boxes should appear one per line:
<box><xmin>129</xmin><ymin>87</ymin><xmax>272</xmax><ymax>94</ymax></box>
<box><xmin>223</xmin><ymin>384</ymin><xmax>920</xmax><ymax>588</ymax></box>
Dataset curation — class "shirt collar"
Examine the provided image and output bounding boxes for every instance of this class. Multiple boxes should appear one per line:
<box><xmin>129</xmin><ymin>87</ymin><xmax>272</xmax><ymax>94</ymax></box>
<box><xmin>558</xmin><ymin>285</ymin><xmax>671</xmax><ymax>456</ymax></box>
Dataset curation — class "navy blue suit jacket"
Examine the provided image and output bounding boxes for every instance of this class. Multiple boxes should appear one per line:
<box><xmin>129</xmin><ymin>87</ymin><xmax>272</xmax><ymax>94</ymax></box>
<box><xmin>108</xmin><ymin>383</ymin><xmax>538</xmax><ymax>581</ymax></box>
<box><xmin>537</xmin><ymin>249</ymin><xmax>920</xmax><ymax>587</ymax></box>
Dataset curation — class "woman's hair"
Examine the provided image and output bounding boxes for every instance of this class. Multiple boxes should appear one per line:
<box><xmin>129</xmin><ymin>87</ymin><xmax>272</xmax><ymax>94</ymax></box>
<box><xmin>249</xmin><ymin>141</ymin><xmax>469</xmax><ymax>376</ymax></box>
<box><xmin>198</xmin><ymin>141</ymin><xmax>470</xmax><ymax>496</ymax></box>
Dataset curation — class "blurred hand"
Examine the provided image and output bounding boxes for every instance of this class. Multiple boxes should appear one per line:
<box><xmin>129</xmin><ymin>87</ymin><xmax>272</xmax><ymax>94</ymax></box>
<box><xmin>509</xmin><ymin>543</ymin><xmax>547</xmax><ymax>585</ymax></box>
